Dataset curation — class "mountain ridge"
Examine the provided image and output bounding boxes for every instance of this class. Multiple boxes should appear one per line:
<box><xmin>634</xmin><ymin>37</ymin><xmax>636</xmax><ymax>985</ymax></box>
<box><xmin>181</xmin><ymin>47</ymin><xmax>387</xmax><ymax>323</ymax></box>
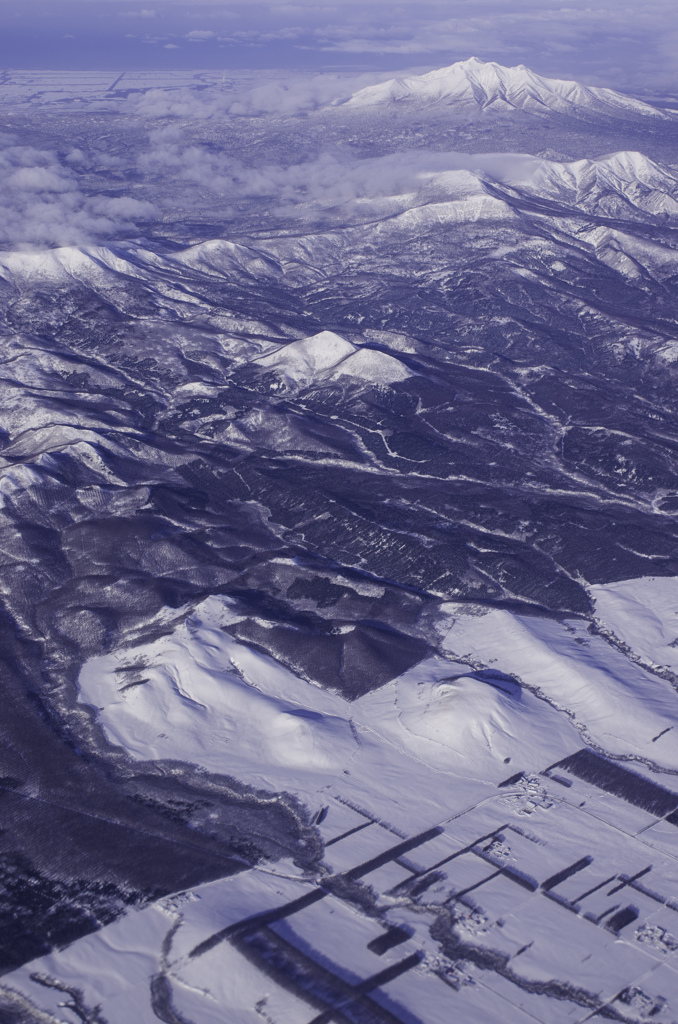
<box><xmin>1</xmin><ymin>147</ymin><xmax>676</xmax><ymax>291</ymax></box>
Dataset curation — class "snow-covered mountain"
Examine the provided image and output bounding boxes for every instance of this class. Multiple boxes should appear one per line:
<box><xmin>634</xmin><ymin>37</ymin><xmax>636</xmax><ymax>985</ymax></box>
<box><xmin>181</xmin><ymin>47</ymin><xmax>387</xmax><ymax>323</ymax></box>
<box><xmin>346</xmin><ymin>56</ymin><xmax>666</xmax><ymax>118</ymax></box>
<box><xmin>253</xmin><ymin>329</ymin><xmax>412</xmax><ymax>389</ymax></box>
<box><xmin>484</xmin><ymin>149</ymin><xmax>678</xmax><ymax>218</ymax></box>
<box><xmin>4</xmin><ymin>63</ymin><xmax>678</xmax><ymax>1024</ymax></box>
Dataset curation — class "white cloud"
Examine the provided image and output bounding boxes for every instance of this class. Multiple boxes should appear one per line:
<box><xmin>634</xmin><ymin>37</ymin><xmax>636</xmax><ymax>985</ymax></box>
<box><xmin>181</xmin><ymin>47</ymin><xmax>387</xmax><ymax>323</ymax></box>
<box><xmin>300</xmin><ymin>3</ymin><xmax>678</xmax><ymax>94</ymax></box>
<box><xmin>104</xmin><ymin>0</ymin><xmax>674</xmax><ymax>96</ymax></box>
<box><xmin>220</xmin><ymin>26</ymin><xmax>304</xmax><ymax>44</ymax></box>
<box><xmin>135</xmin><ymin>123</ymin><xmax>537</xmax><ymax>217</ymax></box>
<box><xmin>6</xmin><ymin>166</ymin><xmax>73</xmax><ymax>192</ymax></box>
<box><xmin>186</xmin><ymin>29</ymin><xmax>216</xmax><ymax>41</ymax></box>
<box><xmin>131</xmin><ymin>71</ymin><xmax>387</xmax><ymax>118</ymax></box>
<box><xmin>0</xmin><ymin>143</ymin><xmax>158</xmax><ymax>247</ymax></box>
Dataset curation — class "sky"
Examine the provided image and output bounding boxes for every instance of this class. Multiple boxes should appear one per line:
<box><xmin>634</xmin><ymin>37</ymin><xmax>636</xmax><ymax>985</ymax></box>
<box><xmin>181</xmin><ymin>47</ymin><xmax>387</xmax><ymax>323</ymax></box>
<box><xmin>1</xmin><ymin>0</ymin><xmax>678</xmax><ymax>99</ymax></box>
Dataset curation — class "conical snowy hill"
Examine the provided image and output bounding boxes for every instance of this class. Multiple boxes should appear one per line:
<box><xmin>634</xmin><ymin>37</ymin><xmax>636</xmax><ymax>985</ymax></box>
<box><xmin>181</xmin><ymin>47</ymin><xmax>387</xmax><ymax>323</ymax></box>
<box><xmin>346</xmin><ymin>56</ymin><xmax>665</xmax><ymax>119</ymax></box>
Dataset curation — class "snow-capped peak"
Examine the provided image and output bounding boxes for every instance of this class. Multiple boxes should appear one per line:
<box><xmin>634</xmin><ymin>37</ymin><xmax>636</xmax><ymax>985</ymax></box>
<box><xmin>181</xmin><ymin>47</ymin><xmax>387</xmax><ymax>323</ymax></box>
<box><xmin>253</xmin><ymin>330</ymin><xmax>411</xmax><ymax>389</ymax></box>
<box><xmin>493</xmin><ymin>150</ymin><xmax>678</xmax><ymax>217</ymax></box>
<box><xmin>346</xmin><ymin>57</ymin><xmax>665</xmax><ymax>119</ymax></box>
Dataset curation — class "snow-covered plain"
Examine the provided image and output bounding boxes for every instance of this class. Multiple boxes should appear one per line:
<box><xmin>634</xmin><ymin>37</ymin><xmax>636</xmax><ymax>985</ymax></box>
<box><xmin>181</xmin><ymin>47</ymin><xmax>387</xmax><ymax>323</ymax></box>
<box><xmin>76</xmin><ymin>576</ymin><xmax>678</xmax><ymax>796</ymax></box>
<box><xmin>5</xmin><ymin>576</ymin><xmax>678</xmax><ymax>1022</ymax></box>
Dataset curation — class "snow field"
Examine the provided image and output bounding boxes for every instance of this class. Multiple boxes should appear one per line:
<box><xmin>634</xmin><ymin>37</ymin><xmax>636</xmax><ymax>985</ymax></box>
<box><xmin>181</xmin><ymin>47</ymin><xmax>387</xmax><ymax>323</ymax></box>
<box><xmin>441</xmin><ymin>596</ymin><xmax>678</xmax><ymax>770</ymax></box>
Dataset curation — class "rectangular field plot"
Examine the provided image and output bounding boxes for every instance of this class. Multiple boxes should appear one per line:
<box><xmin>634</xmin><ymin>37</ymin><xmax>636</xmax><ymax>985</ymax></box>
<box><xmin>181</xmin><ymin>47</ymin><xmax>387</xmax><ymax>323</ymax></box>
<box><xmin>464</xmin><ymin>870</ymin><xmax>538</xmax><ymax>921</ymax></box>
<box><xmin>322</xmin><ymin>822</ymin><xmax>403</xmax><ymax>874</ymax></box>
<box><xmin>394</xmin><ymin>830</ymin><xmax>464</xmax><ymax>874</ymax></box>
<box><xmin>316</xmin><ymin>798</ymin><xmax>373</xmax><ymax>844</ymax></box>
<box><xmin>365</xmin><ymin>860</ymin><xmax>417</xmax><ymax>894</ymax></box>
<box><xmin>272</xmin><ymin>894</ymin><xmax>418</xmax><ymax>982</ymax></box>
<box><xmin>500</xmin><ymin>897</ymin><xmax>657</xmax><ymax>998</ymax></box>
<box><xmin>374</xmin><ymin>968</ymin><xmax>540</xmax><ymax>1024</ymax></box>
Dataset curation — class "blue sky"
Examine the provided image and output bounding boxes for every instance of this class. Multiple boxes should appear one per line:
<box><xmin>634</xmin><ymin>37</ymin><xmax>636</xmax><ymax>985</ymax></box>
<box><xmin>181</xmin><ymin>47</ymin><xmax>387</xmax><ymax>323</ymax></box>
<box><xmin>1</xmin><ymin>0</ymin><xmax>677</xmax><ymax>98</ymax></box>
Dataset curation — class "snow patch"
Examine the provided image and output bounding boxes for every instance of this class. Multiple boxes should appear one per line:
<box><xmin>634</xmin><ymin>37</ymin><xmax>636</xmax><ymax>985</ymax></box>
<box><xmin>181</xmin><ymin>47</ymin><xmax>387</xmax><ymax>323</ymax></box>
<box><xmin>254</xmin><ymin>330</ymin><xmax>356</xmax><ymax>382</ymax></box>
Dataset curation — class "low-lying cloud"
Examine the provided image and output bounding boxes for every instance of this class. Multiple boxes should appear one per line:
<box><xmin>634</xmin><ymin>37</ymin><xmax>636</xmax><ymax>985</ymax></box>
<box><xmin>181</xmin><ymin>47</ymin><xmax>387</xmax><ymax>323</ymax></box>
<box><xmin>131</xmin><ymin>72</ymin><xmax>387</xmax><ymax>118</ymax></box>
<box><xmin>2</xmin><ymin>118</ymin><xmax>540</xmax><ymax>249</ymax></box>
<box><xmin>138</xmin><ymin>126</ymin><xmax>537</xmax><ymax>210</ymax></box>
<box><xmin>4</xmin><ymin>104</ymin><xmax>674</xmax><ymax>250</ymax></box>
<box><xmin>0</xmin><ymin>141</ymin><xmax>158</xmax><ymax>247</ymax></box>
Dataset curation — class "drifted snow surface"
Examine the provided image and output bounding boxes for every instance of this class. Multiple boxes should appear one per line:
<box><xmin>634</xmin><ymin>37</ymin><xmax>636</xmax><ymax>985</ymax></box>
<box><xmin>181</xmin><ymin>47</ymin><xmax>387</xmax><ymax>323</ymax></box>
<box><xmin>7</xmin><ymin>575</ymin><xmax>678</xmax><ymax>1024</ymax></box>
<box><xmin>591</xmin><ymin>576</ymin><xmax>678</xmax><ymax>675</ymax></box>
<box><xmin>78</xmin><ymin>576</ymin><xmax>678</xmax><ymax>807</ymax></box>
<box><xmin>442</xmin><ymin>597</ymin><xmax>678</xmax><ymax>770</ymax></box>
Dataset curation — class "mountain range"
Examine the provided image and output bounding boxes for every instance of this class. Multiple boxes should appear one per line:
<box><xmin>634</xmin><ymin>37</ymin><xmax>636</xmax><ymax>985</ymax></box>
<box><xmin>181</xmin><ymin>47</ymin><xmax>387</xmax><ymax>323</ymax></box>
<box><xmin>2</xmin><ymin>58</ymin><xmax>678</xmax><ymax>1024</ymax></box>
